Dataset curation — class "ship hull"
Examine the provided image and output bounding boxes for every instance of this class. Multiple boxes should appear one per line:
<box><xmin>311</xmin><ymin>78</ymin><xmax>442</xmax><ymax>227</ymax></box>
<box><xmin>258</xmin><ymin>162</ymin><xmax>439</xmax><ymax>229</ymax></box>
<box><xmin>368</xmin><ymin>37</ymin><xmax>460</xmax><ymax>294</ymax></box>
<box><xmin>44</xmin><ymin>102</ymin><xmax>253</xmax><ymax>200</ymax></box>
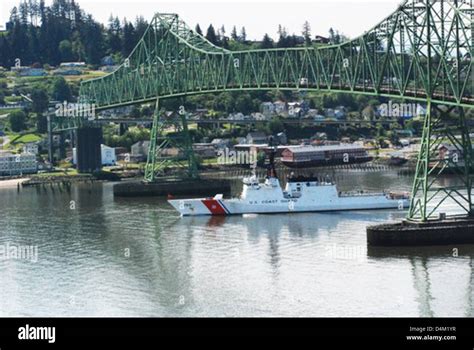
<box><xmin>168</xmin><ymin>196</ymin><xmax>409</xmax><ymax>216</ymax></box>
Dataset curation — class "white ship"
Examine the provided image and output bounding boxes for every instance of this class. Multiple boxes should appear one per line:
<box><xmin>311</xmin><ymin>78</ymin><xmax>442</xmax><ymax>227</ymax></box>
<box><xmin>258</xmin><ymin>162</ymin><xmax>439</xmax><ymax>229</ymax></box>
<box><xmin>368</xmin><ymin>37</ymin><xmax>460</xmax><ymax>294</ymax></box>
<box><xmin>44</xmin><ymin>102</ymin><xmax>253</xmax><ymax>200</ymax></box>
<box><xmin>168</xmin><ymin>173</ymin><xmax>410</xmax><ymax>217</ymax></box>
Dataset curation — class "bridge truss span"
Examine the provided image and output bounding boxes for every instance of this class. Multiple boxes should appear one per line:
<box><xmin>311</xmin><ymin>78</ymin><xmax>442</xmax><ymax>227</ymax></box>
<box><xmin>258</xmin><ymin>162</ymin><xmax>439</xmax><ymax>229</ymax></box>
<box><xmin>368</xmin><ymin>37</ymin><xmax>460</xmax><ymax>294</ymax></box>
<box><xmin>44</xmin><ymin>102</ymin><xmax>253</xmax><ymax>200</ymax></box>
<box><xmin>79</xmin><ymin>0</ymin><xmax>473</xmax><ymax>110</ymax></box>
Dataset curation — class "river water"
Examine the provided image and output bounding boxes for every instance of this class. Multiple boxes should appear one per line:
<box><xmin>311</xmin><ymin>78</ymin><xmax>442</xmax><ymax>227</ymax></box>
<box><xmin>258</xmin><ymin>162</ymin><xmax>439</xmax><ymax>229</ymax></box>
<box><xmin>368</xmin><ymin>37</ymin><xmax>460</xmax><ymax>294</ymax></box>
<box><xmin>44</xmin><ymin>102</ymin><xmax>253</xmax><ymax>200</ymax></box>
<box><xmin>0</xmin><ymin>171</ymin><xmax>473</xmax><ymax>317</ymax></box>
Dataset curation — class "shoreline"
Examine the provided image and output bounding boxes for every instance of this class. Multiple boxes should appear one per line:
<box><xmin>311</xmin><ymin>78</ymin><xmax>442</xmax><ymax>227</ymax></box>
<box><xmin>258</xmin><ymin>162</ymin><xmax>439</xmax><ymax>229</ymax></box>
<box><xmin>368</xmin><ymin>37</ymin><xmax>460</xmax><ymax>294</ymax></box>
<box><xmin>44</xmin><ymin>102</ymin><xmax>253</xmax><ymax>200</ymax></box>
<box><xmin>0</xmin><ymin>178</ymin><xmax>30</xmax><ymax>188</ymax></box>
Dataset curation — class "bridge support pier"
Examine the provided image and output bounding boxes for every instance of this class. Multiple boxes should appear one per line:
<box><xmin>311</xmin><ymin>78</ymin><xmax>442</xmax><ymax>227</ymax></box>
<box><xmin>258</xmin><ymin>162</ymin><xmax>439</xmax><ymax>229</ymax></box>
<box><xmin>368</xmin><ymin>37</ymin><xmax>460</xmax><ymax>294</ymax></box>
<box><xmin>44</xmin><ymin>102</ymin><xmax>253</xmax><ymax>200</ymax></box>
<box><xmin>76</xmin><ymin>126</ymin><xmax>103</xmax><ymax>173</ymax></box>
<box><xmin>144</xmin><ymin>98</ymin><xmax>198</xmax><ymax>182</ymax></box>
<box><xmin>368</xmin><ymin>104</ymin><xmax>474</xmax><ymax>246</ymax></box>
<box><xmin>408</xmin><ymin>102</ymin><xmax>473</xmax><ymax>221</ymax></box>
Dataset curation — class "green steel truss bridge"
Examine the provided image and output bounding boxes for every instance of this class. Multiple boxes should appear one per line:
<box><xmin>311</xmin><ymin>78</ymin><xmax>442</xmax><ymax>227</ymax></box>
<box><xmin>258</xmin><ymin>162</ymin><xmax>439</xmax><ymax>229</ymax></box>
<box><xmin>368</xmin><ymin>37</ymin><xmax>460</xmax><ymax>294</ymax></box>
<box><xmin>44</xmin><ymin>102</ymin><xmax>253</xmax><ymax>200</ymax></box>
<box><xmin>58</xmin><ymin>0</ymin><xmax>473</xmax><ymax>221</ymax></box>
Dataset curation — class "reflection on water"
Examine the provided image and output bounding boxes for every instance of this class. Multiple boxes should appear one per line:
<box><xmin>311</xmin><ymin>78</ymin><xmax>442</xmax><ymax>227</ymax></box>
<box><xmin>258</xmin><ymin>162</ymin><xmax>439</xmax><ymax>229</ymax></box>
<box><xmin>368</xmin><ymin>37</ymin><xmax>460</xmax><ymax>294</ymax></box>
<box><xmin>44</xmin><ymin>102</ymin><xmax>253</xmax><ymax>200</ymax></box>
<box><xmin>0</xmin><ymin>171</ymin><xmax>473</xmax><ymax>317</ymax></box>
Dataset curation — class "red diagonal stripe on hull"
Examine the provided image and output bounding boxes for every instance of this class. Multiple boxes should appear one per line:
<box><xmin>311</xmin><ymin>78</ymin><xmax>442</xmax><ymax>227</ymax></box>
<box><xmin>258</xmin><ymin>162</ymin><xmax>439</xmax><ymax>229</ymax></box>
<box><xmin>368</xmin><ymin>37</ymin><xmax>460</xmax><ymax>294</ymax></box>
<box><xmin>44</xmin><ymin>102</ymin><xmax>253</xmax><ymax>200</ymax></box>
<box><xmin>202</xmin><ymin>199</ymin><xmax>227</xmax><ymax>215</ymax></box>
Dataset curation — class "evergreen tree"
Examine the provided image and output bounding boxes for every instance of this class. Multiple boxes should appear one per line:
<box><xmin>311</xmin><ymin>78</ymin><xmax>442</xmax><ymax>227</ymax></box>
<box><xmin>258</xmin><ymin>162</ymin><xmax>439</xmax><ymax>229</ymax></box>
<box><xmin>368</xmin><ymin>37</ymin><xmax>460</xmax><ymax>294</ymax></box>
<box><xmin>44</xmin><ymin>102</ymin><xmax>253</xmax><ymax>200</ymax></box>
<box><xmin>260</xmin><ymin>33</ymin><xmax>273</xmax><ymax>49</ymax></box>
<box><xmin>239</xmin><ymin>26</ymin><xmax>247</xmax><ymax>42</ymax></box>
<box><xmin>28</xmin><ymin>25</ymin><xmax>41</xmax><ymax>63</ymax></box>
<box><xmin>134</xmin><ymin>16</ymin><xmax>148</xmax><ymax>41</ymax></box>
<box><xmin>82</xmin><ymin>15</ymin><xmax>105</xmax><ymax>64</ymax></box>
<box><xmin>107</xmin><ymin>16</ymin><xmax>122</xmax><ymax>55</ymax></box>
<box><xmin>71</xmin><ymin>31</ymin><xmax>85</xmax><ymax>61</ymax></box>
<box><xmin>277</xmin><ymin>25</ymin><xmax>288</xmax><ymax>48</ymax></box>
<box><xmin>302</xmin><ymin>21</ymin><xmax>311</xmax><ymax>46</ymax></box>
<box><xmin>230</xmin><ymin>25</ymin><xmax>238</xmax><ymax>41</ymax></box>
<box><xmin>59</xmin><ymin>39</ymin><xmax>73</xmax><ymax>62</ymax></box>
<box><xmin>9</xmin><ymin>111</ymin><xmax>27</xmax><ymax>132</ymax></box>
<box><xmin>31</xmin><ymin>87</ymin><xmax>49</xmax><ymax>114</ymax></box>
<box><xmin>195</xmin><ymin>24</ymin><xmax>202</xmax><ymax>36</ymax></box>
<box><xmin>205</xmin><ymin>24</ymin><xmax>218</xmax><ymax>45</ymax></box>
<box><xmin>0</xmin><ymin>35</ymin><xmax>12</xmax><ymax>67</ymax></box>
<box><xmin>329</xmin><ymin>27</ymin><xmax>336</xmax><ymax>44</ymax></box>
<box><xmin>51</xmin><ymin>77</ymin><xmax>72</xmax><ymax>102</ymax></box>
<box><xmin>122</xmin><ymin>20</ymin><xmax>136</xmax><ymax>57</ymax></box>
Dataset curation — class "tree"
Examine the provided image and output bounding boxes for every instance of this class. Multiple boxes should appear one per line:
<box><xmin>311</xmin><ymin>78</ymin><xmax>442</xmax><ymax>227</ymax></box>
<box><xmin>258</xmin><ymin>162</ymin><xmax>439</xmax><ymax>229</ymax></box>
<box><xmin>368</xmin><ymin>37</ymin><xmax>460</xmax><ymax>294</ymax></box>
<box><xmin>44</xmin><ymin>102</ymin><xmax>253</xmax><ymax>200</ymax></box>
<box><xmin>59</xmin><ymin>40</ymin><xmax>73</xmax><ymax>62</ymax></box>
<box><xmin>82</xmin><ymin>16</ymin><xmax>105</xmax><ymax>64</ymax></box>
<box><xmin>71</xmin><ymin>31</ymin><xmax>85</xmax><ymax>61</ymax></box>
<box><xmin>260</xmin><ymin>33</ymin><xmax>273</xmax><ymax>49</ymax></box>
<box><xmin>235</xmin><ymin>94</ymin><xmax>253</xmax><ymax>115</ymax></box>
<box><xmin>31</xmin><ymin>87</ymin><xmax>49</xmax><ymax>114</ymax></box>
<box><xmin>9</xmin><ymin>111</ymin><xmax>27</xmax><ymax>132</ymax></box>
<box><xmin>267</xmin><ymin>118</ymin><xmax>284</xmax><ymax>134</ymax></box>
<box><xmin>230</xmin><ymin>26</ymin><xmax>238</xmax><ymax>41</ymax></box>
<box><xmin>122</xmin><ymin>21</ymin><xmax>136</xmax><ymax>57</ymax></box>
<box><xmin>302</xmin><ymin>21</ymin><xmax>311</xmax><ymax>46</ymax></box>
<box><xmin>51</xmin><ymin>77</ymin><xmax>72</xmax><ymax>102</ymax></box>
<box><xmin>205</xmin><ymin>24</ymin><xmax>218</xmax><ymax>45</ymax></box>
<box><xmin>329</xmin><ymin>28</ymin><xmax>335</xmax><ymax>43</ymax></box>
<box><xmin>0</xmin><ymin>35</ymin><xmax>12</xmax><ymax>67</ymax></box>
<box><xmin>195</xmin><ymin>24</ymin><xmax>203</xmax><ymax>36</ymax></box>
<box><xmin>240</xmin><ymin>27</ymin><xmax>247</xmax><ymax>42</ymax></box>
<box><xmin>107</xmin><ymin>15</ymin><xmax>122</xmax><ymax>54</ymax></box>
<box><xmin>36</xmin><ymin>114</ymin><xmax>48</xmax><ymax>133</ymax></box>
<box><xmin>134</xmin><ymin>16</ymin><xmax>148</xmax><ymax>41</ymax></box>
<box><xmin>277</xmin><ymin>25</ymin><xmax>288</xmax><ymax>48</ymax></box>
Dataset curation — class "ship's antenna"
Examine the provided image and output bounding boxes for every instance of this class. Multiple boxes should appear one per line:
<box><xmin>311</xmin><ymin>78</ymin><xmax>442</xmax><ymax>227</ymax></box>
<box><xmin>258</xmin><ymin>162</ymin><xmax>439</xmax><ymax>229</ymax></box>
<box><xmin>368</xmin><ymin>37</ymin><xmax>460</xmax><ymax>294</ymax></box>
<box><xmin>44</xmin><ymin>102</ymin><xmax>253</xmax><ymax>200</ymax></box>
<box><xmin>250</xmin><ymin>151</ymin><xmax>257</xmax><ymax>177</ymax></box>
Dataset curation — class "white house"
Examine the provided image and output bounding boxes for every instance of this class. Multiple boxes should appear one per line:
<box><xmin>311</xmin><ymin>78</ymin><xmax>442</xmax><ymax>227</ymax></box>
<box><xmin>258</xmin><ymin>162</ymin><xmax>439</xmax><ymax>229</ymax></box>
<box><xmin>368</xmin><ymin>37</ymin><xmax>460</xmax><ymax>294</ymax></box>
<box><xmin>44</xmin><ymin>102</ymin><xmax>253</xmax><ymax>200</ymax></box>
<box><xmin>0</xmin><ymin>152</ymin><xmax>37</xmax><ymax>176</ymax></box>
<box><xmin>131</xmin><ymin>141</ymin><xmax>150</xmax><ymax>161</ymax></box>
<box><xmin>273</xmin><ymin>101</ymin><xmax>287</xmax><ymax>115</ymax></box>
<box><xmin>246</xmin><ymin>132</ymin><xmax>267</xmax><ymax>144</ymax></box>
<box><xmin>261</xmin><ymin>102</ymin><xmax>276</xmax><ymax>117</ymax></box>
<box><xmin>101</xmin><ymin>144</ymin><xmax>116</xmax><ymax>166</ymax></box>
<box><xmin>211</xmin><ymin>138</ymin><xmax>232</xmax><ymax>150</ymax></box>
<box><xmin>23</xmin><ymin>142</ymin><xmax>39</xmax><ymax>155</ymax></box>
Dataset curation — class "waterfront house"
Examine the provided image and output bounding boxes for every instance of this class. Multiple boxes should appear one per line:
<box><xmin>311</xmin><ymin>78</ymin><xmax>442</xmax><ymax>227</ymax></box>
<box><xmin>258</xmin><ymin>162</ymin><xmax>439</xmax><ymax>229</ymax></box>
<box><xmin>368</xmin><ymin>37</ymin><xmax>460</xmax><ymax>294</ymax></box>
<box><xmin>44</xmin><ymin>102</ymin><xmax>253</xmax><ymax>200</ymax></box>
<box><xmin>59</xmin><ymin>62</ymin><xmax>86</xmax><ymax>69</ymax></box>
<box><xmin>313</xmin><ymin>35</ymin><xmax>330</xmax><ymax>44</ymax></box>
<box><xmin>246</xmin><ymin>132</ymin><xmax>267</xmax><ymax>145</ymax></box>
<box><xmin>0</xmin><ymin>152</ymin><xmax>38</xmax><ymax>176</ymax></box>
<box><xmin>114</xmin><ymin>147</ymin><xmax>128</xmax><ymax>156</ymax></box>
<box><xmin>131</xmin><ymin>141</ymin><xmax>151</xmax><ymax>161</ymax></box>
<box><xmin>362</xmin><ymin>105</ymin><xmax>376</xmax><ymax>120</ymax></box>
<box><xmin>211</xmin><ymin>138</ymin><xmax>232</xmax><ymax>150</ymax></box>
<box><xmin>273</xmin><ymin>101</ymin><xmax>287</xmax><ymax>115</ymax></box>
<box><xmin>235</xmin><ymin>137</ymin><xmax>247</xmax><ymax>145</ymax></box>
<box><xmin>252</xmin><ymin>112</ymin><xmax>268</xmax><ymax>121</ymax></box>
<box><xmin>11</xmin><ymin>66</ymin><xmax>46</xmax><ymax>77</ymax></box>
<box><xmin>23</xmin><ymin>142</ymin><xmax>39</xmax><ymax>155</ymax></box>
<box><xmin>276</xmin><ymin>132</ymin><xmax>287</xmax><ymax>145</ymax></box>
<box><xmin>193</xmin><ymin>143</ymin><xmax>217</xmax><ymax>158</ymax></box>
<box><xmin>334</xmin><ymin>106</ymin><xmax>347</xmax><ymax>119</ymax></box>
<box><xmin>261</xmin><ymin>102</ymin><xmax>275</xmax><ymax>117</ymax></box>
<box><xmin>101</xmin><ymin>56</ymin><xmax>115</xmax><ymax>66</ymax></box>
<box><xmin>281</xmin><ymin>144</ymin><xmax>372</xmax><ymax>168</ymax></box>
<box><xmin>101</xmin><ymin>145</ymin><xmax>117</xmax><ymax>166</ymax></box>
<box><xmin>324</xmin><ymin>108</ymin><xmax>336</xmax><ymax>118</ymax></box>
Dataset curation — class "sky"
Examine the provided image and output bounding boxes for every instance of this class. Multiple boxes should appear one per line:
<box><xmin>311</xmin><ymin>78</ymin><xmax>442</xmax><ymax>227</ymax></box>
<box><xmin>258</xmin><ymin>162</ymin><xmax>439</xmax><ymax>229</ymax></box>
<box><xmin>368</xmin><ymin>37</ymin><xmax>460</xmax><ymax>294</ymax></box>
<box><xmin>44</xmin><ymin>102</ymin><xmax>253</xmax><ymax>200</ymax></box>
<box><xmin>0</xmin><ymin>0</ymin><xmax>402</xmax><ymax>40</ymax></box>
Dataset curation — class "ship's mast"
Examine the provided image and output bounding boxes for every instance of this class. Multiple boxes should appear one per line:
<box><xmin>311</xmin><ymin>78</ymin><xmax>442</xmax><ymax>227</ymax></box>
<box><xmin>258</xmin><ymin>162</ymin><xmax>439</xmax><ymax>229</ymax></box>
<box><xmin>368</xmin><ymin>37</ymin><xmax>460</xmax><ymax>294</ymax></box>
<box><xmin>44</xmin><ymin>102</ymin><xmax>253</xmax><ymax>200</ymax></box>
<box><xmin>266</xmin><ymin>136</ymin><xmax>278</xmax><ymax>179</ymax></box>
